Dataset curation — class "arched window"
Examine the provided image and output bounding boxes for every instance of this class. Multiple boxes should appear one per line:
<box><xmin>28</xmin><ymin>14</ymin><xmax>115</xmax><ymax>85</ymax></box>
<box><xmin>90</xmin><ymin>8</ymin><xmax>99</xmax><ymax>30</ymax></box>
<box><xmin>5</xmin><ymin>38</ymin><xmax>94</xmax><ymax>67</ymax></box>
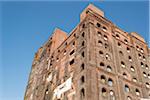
<box><xmin>82</xmin><ymin>41</ymin><xmax>85</xmax><ymax>46</ymax></box>
<box><xmin>130</xmin><ymin>66</ymin><xmax>135</xmax><ymax>72</ymax></box>
<box><xmin>104</xmin><ymin>35</ymin><xmax>108</xmax><ymax>41</ymax></box>
<box><xmin>118</xmin><ymin>42</ymin><xmax>121</xmax><ymax>47</ymax></box>
<box><xmin>101</xmin><ymin>75</ymin><xmax>106</xmax><ymax>83</ymax></box>
<box><xmin>124</xmin><ymin>85</ymin><xmax>130</xmax><ymax>92</ymax></box>
<box><xmin>107</xmin><ymin>65</ymin><xmax>112</xmax><ymax>72</ymax></box>
<box><xmin>143</xmin><ymin>72</ymin><xmax>147</xmax><ymax>77</ymax></box>
<box><xmin>99</xmin><ymin>50</ymin><xmax>103</xmax><ymax>55</ymax></box>
<box><xmin>128</xmin><ymin>56</ymin><xmax>132</xmax><ymax>62</ymax></box>
<box><xmin>80</xmin><ymin>88</ymin><xmax>85</xmax><ymax>99</ymax></box>
<box><xmin>141</xmin><ymin>62</ymin><xmax>144</xmax><ymax>68</ymax></box>
<box><xmin>127</xmin><ymin>96</ymin><xmax>132</xmax><ymax>100</ymax></box>
<box><xmin>102</xmin><ymin>88</ymin><xmax>107</xmax><ymax>97</ymax></box>
<box><xmin>116</xmin><ymin>34</ymin><xmax>120</xmax><ymax>39</ymax></box>
<box><xmin>121</xmin><ymin>61</ymin><xmax>126</xmax><ymax>68</ymax></box>
<box><xmin>82</xmin><ymin>32</ymin><xmax>85</xmax><ymax>37</ymax></box>
<box><xmin>81</xmin><ymin>76</ymin><xmax>85</xmax><ymax>84</ymax></box>
<box><xmin>127</xmin><ymin>47</ymin><xmax>130</xmax><ymax>53</ymax></box>
<box><xmin>123</xmin><ymin>72</ymin><xmax>128</xmax><ymax>78</ymax></box>
<box><xmin>97</xmin><ymin>31</ymin><xmax>102</xmax><ymax>37</ymax></box>
<box><xmin>124</xmin><ymin>39</ymin><xmax>128</xmax><ymax>44</ymax></box>
<box><xmin>98</xmin><ymin>40</ymin><xmax>103</xmax><ymax>46</ymax></box>
<box><xmin>97</xmin><ymin>23</ymin><xmax>101</xmax><ymax>27</ymax></box>
<box><xmin>146</xmin><ymin>82</ymin><xmax>150</xmax><ymax>89</ymax></box>
<box><xmin>133</xmin><ymin>77</ymin><xmax>137</xmax><ymax>82</ymax></box>
<box><xmin>106</xmin><ymin>53</ymin><xmax>111</xmax><ymax>60</ymax></box>
<box><xmin>100</xmin><ymin>62</ymin><xmax>105</xmax><ymax>67</ymax></box>
<box><xmin>108</xmin><ymin>78</ymin><xmax>113</xmax><ymax>86</ymax></box>
<box><xmin>81</xmin><ymin>63</ymin><xmax>85</xmax><ymax>71</ymax></box>
<box><xmin>135</xmin><ymin>89</ymin><xmax>140</xmax><ymax>96</ymax></box>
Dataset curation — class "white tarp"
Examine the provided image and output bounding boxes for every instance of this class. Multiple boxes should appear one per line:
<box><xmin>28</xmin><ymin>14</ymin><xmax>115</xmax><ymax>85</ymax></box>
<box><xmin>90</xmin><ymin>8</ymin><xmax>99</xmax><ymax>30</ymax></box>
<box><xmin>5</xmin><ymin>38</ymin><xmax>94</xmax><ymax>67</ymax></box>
<box><xmin>53</xmin><ymin>77</ymin><xmax>72</xmax><ymax>99</ymax></box>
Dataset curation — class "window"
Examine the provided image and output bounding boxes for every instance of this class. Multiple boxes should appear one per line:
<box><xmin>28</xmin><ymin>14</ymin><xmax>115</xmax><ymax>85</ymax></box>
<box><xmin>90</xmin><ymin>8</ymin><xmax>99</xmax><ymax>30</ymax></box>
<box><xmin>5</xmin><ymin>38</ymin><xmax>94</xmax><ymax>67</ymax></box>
<box><xmin>100</xmin><ymin>62</ymin><xmax>105</xmax><ymax>67</ymax></box>
<box><xmin>109</xmin><ymin>90</ymin><xmax>114</xmax><ymax>96</ymax></box>
<box><xmin>127</xmin><ymin>47</ymin><xmax>130</xmax><ymax>53</ymax></box>
<box><xmin>73</xmin><ymin>41</ymin><xmax>75</xmax><ymax>46</ymax></box>
<box><xmin>146</xmin><ymin>82</ymin><xmax>150</xmax><ymax>89</ymax></box>
<box><xmin>124</xmin><ymin>39</ymin><xmax>128</xmax><ymax>44</ymax></box>
<box><xmin>82</xmin><ymin>24</ymin><xmax>85</xmax><ymax>28</ymax></box>
<box><xmin>104</xmin><ymin>35</ymin><xmax>108</xmax><ymax>41</ymax></box>
<box><xmin>135</xmin><ymin>89</ymin><xmax>140</xmax><ymax>96</ymax></box>
<box><xmin>136</xmin><ymin>45</ymin><xmax>140</xmax><ymax>51</ymax></box>
<box><xmin>124</xmin><ymin>85</ymin><xmax>130</xmax><ymax>92</ymax></box>
<box><xmin>98</xmin><ymin>40</ymin><xmax>103</xmax><ymax>46</ymax></box>
<box><xmin>141</xmin><ymin>62</ymin><xmax>144</xmax><ymax>68</ymax></box>
<box><xmin>97</xmin><ymin>23</ymin><xmax>101</xmax><ymax>27</ymax></box>
<box><xmin>70</xmin><ymin>50</ymin><xmax>75</xmax><ymax>55</ymax></box>
<box><xmin>108</xmin><ymin>78</ymin><xmax>113</xmax><ymax>86</ymax></box>
<box><xmin>101</xmin><ymin>75</ymin><xmax>106</xmax><ymax>83</ymax></box>
<box><xmin>107</xmin><ymin>65</ymin><xmax>112</xmax><ymax>72</ymax></box>
<box><xmin>145</xmin><ymin>64</ymin><xmax>149</xmax><ymax>69</ymax></box>
<box><xmin>143</xmin><ymin>56</ymin><xmax>146</xmax><ymax>61</ymax></box>
<box><xmin>102</xmin><ymin>88</ymin><xmax>107</xmax><ymax>97</ymax></box>
<box><xmin>81</xmin><ymin>76</ymin><xmax>85</xmax><ymax>84</ymax></box>
<box><xmin>140</xmin><ymin>48</ymin><xmax>144</xmax><ymax>53</ymax></box>
<box><xmin>102</xmin><ymin>26</ymin><xmax>107</xmax><ymax>32</ymax></box>
<box><xmin>121</xmin><ymin>61</ymin><xmax>126</xmax><ymax>68</ymax></box>
<box><xmin>81</xmin><ymin>63</ymin><xmax>85</xmax><ymax>71</ymax></box>
<box><xmin>128</xmin><ymin>56</ymin><xmax>132</xmax><ymax>62</ymax></box>
<box><xmin>80</xmin><ymin>88</ymin><xmax>85</xmax><ymax>99</ymax></box>
<box><xmin>116</xmin><ymin>34</ymin><xmax>120</xmax><ymax>39</ymax></box>
<box><xmin>70</xmin><ymin>59</ymin><xmax>74</xmax><ymax>65</ymax></box>
<box><xmin>106</xmin><ymin>53</ymin><xmax>111</xmax><ymax>60</ymax></box>
<box><xmin>133</xmin><ymin>78</ymin><xmax>137</xmax><ymax>82</ymax></box>
<box><xmin>82</xmin><ymin>41</ymin><xmax>85</xmax><ymax>46</ymax></box>
<box><xmin>123</xmin><ymin>72</ymin><xmax>128</xmax><ymax>78</ymax></box>
<box><xmin>97</xmin><ymin>31</ymin><xmax>102</xmax><ymax>36</ymax></box>
<box><xmin>119</xmin><ymin>51</ymin><xmax>123</xmax><ymax>56</ymax></box>
<box><xmin>99</xmin><ymin>51</ymin><xmax>103</xmax><ymax>55</ymax></box>
<box><xmin>148</xmin><ymin>74</ymin><xmax>150</xmax><ymax>79</ymax></box>
<box><xmin>143</xmin><ymin>72</ymin><xmax>147</xmax><ymax>77</ymax></box>
<box><xmin>127</xmin><ymin>96</ymin><xmax>132</xmax><ymax>100</ymax></box>
<box><xmin>138</xmin><ymin>53</ymin><xmax>142</xmax><ymax>59</ymax></box>
<box><xmin>82</xmin><ymin>32</ymin><xmax>85</xmax><ymax>37</ymax></box>
<box><xmin>118</xmin><ymin>42</ymin><xmax>121</xmax><ymax>47</ymax></box>
<box><xmin>64</xmin><ymin>50</ymin><xmax>66</xmax><ymax>55</ymax></box>
<box><xmin>104</xmin><ymin>43</ymin><xmax>109</xmax><ymax>49</ymax></box>
<box><xmin>130</xmin><ymin>66</ymin><xmax>135</xmax><ymax>72</ymax></box>
<box><xmin>81</xmin><ymin>51</ymin><xmax>85</xmax><ymax>57</ymax></box>
<box><xmin>45</xmin><ymin>88</ymin><xmax>49</xmax><ymax>94</ymax></box>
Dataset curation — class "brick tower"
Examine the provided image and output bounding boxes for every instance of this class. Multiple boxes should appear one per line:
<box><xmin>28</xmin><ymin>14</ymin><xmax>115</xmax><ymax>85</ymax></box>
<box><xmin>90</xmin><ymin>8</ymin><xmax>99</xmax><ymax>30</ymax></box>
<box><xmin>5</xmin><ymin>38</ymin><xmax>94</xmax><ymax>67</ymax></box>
<box><xmin>24</xmin><ymin>4</ymin><xmax>150</xmax><ymax>100</ymax></box>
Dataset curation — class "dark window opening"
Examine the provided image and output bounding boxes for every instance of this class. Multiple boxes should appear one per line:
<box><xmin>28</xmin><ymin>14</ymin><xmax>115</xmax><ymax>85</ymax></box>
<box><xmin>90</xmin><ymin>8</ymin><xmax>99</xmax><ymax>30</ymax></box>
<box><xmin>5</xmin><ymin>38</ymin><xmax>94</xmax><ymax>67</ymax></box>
<box><xmin>70</xmin><ymin>59</ymin><xmax>74</xmax><ymax>65</ymax></box>
<box><xmin>82</xmin><ymin>41</ymin><xmax>85</xmax><ymax>46</ymax></box>
<box><xmin>80</xmin><ymin>88</ymin><xmax>85</xmax><ymax>98</ymax></box>
<box><xmin>97</xmin><ymin>23</ymin><xmax>101</xmax><ymax>27</ymax></box>
<box><xmin>82</xmin><ymin>32</ymin><xmax>85</xmax><ymax>37</ymax></box>
<box><xmin>81</xmin><ymin>63</ymin><xmax>85</xmax><ymax>70</ymax></box>
<box><xmin>100</xmin><ymin>62</ymin><xmax>105</xmax><ymax>67</ymax></box>
<box><xmin>102</xmin><ymin>88</ymin><xmax>107</xmax><ymax>96</ymax></box>
<box><xmin>82</xmin><ymin>52</ymin><xmax>85</xmax><ymax>57</ymax></box>
<box><xmin>70</xmin><ymin>50</ymin><xmax>75</xmax><ymax>55</ymax></box>
<box><xmin>99</xmin><ymin>51</ymin><xmax>103</xmax><ymax>55</ymax></box>
<box><xmin>81</xmin><ymin>76</ymin><xmax>85</xmax><ymax>83</ymax></box>
<box><xmin>82</xmin><ymin>24</ymin><xmax>85</xmax><ymax>28</ymax></box>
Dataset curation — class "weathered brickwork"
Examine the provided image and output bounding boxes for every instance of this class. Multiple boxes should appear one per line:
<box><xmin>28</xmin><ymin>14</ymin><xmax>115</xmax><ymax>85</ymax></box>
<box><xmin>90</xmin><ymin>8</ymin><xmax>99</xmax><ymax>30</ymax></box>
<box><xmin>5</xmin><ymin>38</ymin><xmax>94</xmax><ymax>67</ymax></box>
<box><xmin>24</xmin><ymin>4</ymin><xmax>150</xmax><ymax>100</ymax></box>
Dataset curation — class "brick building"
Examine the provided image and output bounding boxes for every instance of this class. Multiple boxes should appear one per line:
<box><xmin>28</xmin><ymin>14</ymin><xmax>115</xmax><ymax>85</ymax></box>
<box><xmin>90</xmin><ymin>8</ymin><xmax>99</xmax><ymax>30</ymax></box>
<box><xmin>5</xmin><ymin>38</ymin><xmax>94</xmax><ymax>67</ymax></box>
<box><xmin>24</xmin><ymin>4</ymin><xmax>150</xmax><ymax>100</ymax></box>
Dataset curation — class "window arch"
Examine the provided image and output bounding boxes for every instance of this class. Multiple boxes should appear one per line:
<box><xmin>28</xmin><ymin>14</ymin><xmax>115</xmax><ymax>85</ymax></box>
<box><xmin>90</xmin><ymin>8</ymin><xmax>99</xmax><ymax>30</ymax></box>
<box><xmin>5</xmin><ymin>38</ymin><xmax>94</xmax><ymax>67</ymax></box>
<box><xmin>133</xmin><ymin>77</ymin><xmax>137</xmax><ymax>82</ymax></box>
<box><xmin>104</xmin><ymin>35</ymin><xmax>108</xmax><ymax>41</ymax></box>
<box><xmin>130</xmin><ymin>66</ymin><xmax>135</xmax><ymax>72</ymax></box>
<box><xmin>135</xmin><ymin>89</ymin><xmax>140</xmax><ymax>96</ymax></box>
<box><xmin>116</xmin><ymin>34</ymin><xmax>120</xmax><ymax>39</ymax></box>
<box><xmin>100</xmin><ymin>62</ymin><xmax>105</xmax><ymax>67</ymax></box>
<box><xmin>123</xmin><ymin>72</ymin><xmax>128</xmax><ymax>78</ymax></box>
<box><xmin>98</xmin><ymin>40</ymin><xmax>103</xmax><ymax>46</ymax></box>
<box><xmin>101</xmin><ymin>75</ymin><xmax>106</xmax><ymax>83</ymax></box>
<box><xmin>81</xmin><ymin>76</ymin><xmax>85</xmax><ymax>84</ymax></box>
<box><xmin>128</xmin><ymin>56</ymin><xmax>132</xmax><ymax>62</ymax></box>
<box><xmin>121</xmin><ymin>61</ymin><xmax>126</xmax><ymax>68</ymax></box>
<box><xmin>146</xmin><ymin>82</ymin><xmax>150</xmax><ymax>89</ymax></box>
<box><xmin>108</xmin><ymin>78</ymin><xmax>113</xmax><ymax>86</ymax></box>
<box><xmin>124</xmin><ymin>85</ymin><xmax>130</xmax><ymax>92</ymax></box>
<box><xmin>96</xmin><ymin>23</ymin><xmax>101</xmax><ymax>27</ymax></box>
<box><xmin>106</xmin><ymin>65</ymin><xmax>112</xmax><ymax>72</ymax></box>
<box><xmin>102</xmin><ymin>87</ymin><xmax>107</xmax><ymax>97</ymax></box>
<box><xmin>143</xmin><ymin>72</ymin><xmax>147</xmax><ymax>77</ymax></box>
<box><xmin>80</xmin><ymin>88</ymin><xmax>85</xmax><ymax>99</ymax></box>
<box><xmin>127</xmin><ymin>47</ymin><xmax>130</xmax><ymax>52</ymax></box>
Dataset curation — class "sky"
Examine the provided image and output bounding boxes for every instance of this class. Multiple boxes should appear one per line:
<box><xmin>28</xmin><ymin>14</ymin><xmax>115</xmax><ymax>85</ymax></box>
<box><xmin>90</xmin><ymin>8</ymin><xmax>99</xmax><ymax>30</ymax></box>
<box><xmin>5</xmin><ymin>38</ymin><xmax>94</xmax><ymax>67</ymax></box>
<box><xmin>0</xmin><ymin>1</ymin><xmax>149</xmax><ymax>100</ymax></box>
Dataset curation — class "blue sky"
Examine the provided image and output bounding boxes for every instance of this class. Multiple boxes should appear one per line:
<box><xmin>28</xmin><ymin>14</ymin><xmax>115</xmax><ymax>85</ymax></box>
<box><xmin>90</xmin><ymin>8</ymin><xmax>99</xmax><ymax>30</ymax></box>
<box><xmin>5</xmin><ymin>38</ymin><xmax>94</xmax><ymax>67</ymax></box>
<box><xmin>0</xmin><ymin>1</ymin><xmax>149</xmax><ymax>100</ymax></box>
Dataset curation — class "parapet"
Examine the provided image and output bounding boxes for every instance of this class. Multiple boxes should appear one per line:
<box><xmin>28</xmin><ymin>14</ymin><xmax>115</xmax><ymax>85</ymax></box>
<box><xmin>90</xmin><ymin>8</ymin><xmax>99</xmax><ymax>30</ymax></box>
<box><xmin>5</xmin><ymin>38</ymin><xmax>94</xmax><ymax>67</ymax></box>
<box><xmin>80</xmin><ymin>4</ymin><xmax>104</xmax><ymax>22</ymax></box>
<box><xmin>130</xmin><ymin>32</ymin><xmax>145</xmax><ymax>43</ymax></box>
